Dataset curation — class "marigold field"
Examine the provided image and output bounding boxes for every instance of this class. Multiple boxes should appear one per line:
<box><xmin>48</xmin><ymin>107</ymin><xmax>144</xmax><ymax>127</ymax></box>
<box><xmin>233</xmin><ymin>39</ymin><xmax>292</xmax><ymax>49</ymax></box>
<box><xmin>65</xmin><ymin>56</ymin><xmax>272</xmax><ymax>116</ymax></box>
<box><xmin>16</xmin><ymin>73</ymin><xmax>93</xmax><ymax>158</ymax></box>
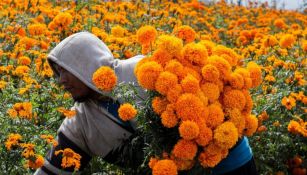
<box><xmin>0</xmin><ymin>0</ymin><xmax>306</xmax><ymax>175</ymax></box>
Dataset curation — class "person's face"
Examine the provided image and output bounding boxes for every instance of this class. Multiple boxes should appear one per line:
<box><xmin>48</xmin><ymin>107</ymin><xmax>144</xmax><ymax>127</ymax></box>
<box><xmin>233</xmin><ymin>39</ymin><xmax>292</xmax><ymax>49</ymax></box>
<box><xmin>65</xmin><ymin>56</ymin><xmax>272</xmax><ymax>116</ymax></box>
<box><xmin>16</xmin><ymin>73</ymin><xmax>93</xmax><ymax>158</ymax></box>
<box><xmin>53</xmin><ymin>64</ymin><xmax>92</xmax><ymax>102</ymax></box>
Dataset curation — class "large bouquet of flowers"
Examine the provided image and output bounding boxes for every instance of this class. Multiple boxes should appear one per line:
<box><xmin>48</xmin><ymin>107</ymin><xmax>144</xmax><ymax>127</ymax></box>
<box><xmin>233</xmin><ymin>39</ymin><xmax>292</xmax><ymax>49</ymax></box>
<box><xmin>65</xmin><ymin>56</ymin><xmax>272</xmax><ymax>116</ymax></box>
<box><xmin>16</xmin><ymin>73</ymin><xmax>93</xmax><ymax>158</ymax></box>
<box><xmin>92</xmin><ymin>26</ymin><xmax>262</xmax><ymax>174</ymax></box>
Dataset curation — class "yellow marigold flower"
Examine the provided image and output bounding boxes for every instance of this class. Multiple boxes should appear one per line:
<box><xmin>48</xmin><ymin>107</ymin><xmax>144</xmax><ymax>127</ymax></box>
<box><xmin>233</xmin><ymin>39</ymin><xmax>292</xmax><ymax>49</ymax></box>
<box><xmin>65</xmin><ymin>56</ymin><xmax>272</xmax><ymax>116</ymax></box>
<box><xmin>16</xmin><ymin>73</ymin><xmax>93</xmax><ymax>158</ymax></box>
<box><xmin>165</xmin><ymin>60</ymin><xmax>186</xmax><ymax>80</ymax></box>
<box><xmin>155</xmin><ymin>71</ymin><xmax>178</xmax><ymax>95</ymax></box>
<box><xmin>201</xmin><ymin>64</ymin><xmax>220</xmax><ymax>82</ymax></box>
<box><xmin>212</xmin><ymin>45</ymin><xmax>239</xmax><ymax>66</ymax></box>
<box><xmin>167</xmin><ymin>84</ymin><xmax>183</xmax><ymax>103</ymax></box>
<box><xmin>57</xmin><ymin>107</ymin><xmax>76</xmax><ymax>118</ymax></box>
<box><xmin>161</xmin><ymin>107</ymin><xmax>179</xmax><ymax>128</ymax></box>
<box><xmin>262</xmin><ymin>35</ymin><xmax>278</xmax><ymax>48</ymax></box>
<box><xmin>20</xmin><ymin>143</ymin><xmax>35</xmax><ymax>158</ymax></box>
<box><xmin>279</xmin><ymin>34</ymin><xmax>296</xmax><ymax>49</ymax></box>
<box><xmin>206</xmin><ymin>104</ymin><xmax>224</xmax><ymax>129</ymax></box>
<box><xmin>157</xmin><ymin>35</ymin><xmax>183</xmax><ymax>56</ymax></box>
<box><xmin>152</xmin><ymin>96</ymin><xmax>169</xmax><ymax>115</ymax></box>
<box><xmin>92</xmin><ymin>66</ymin><xmax>117</xmax><ymax>92</ymax></box>
<box><xmin>149</xmin><ymin>157</ymin><xmax>159</xmax><ymax>169</ymax></box>
<box><xmin>201</xmin><ymin>82</ymin><xmax>220</xmax><ymax>103</ymax></box>
<box><xmin>214</xmin><ymin>121</ymin><xmax>239</xmax><ymax>149</ymax></box>
<box><xmin>244</xmin><ymin>114</ymin><xmax>258</xmax><ymax>136</ymax></box>
<box><xmin>26</xmin><ymin>154</ymin><xmax>44</xmax><ymax>169</ymax></box>
<box><xmin>152</xmin><ymin>159</ymin><xmax>178</xmax><ymax>175</ymax></box>
<box><xmin>281</xmin><ymin>96</ymin><xmax>296</xmax><ymax>110</ymax></box>
<box><xmin>118</xmin><ymin>103</ymin><xmax>137</xmax><ymax>121</ymax></box>
<box><xmin>175</xmin><ymin>93</ymin><xmax>204</xmax><ymax>122</ymax></box>
<box><xmin>27</xmin><ymin>23</ymin><xmax>47</xmax><ymax>36</ymax></box>
<box><xmin>136</xmin><ymin>25</ymin><xmax>157</xmax><ymax>46</ymax></box>
<box><xmin>136</xmin><ymin>61</ymin><xmax>163</xmax><ymax>90</ymax></box>
<box><xmin>14</xmin><ymin>66</ymin><xmax>30</xmax><ymax>76</ymax></box>
<box><xmin>5</xmin><ymin>133</ymin><xmax>22</xmax><ymax>150</ymax></box>
<box><xmin>181</xmin><ymin>43</ymin><xmax>208</xmax><ymax>67</ymax></box>
<box><xmin>181</xmin><ymin>74</ymin><xmax>200</xmax><ymax>94</ymax></box>
<box><xmin>0</xmin><ymin>80</ymin><xmax>7</xmax><ymax>90</ymax></box>
<box><xmin>41</xmin><ymin>134</ymin><xmax>58</xmax><ymax>147</ymax></box>
<box><xmin>222</xmin><ymin>89</ymin><xmax>246</xmax><ymax>111</ymax></box>
<box><xmin>199</xmin><ymin>143</ymin><xmax>223</xmax><ymax>168</ymax></box>
<box><xmin>18</xmin><ymin>56</ymin><xmax>31</xmax><ymax>65</ymax></box>
<box><xmin>173</xmin><ymin>25</ymin><xmax>196</xmax><ymax>43</ymax></box>
<box><xmin>229</xmin><ymin>72</ymin><xmax>244</xmax><ymax>89</ymax></box>
<box><xmin>274</xmin><ymin>18</ymin><xmax>287</xmax><ymax>29</ymax></box>
<box><xmin>247</xmin><ymin>62</ymin><xmax>262</xmax><ymax>88</ymax></box>
<box><xmin>196</xmin><ymin>123</ymin><xmax>213</xmax><ymax>147</ymax></box>
<box><xmin>55</xmin><ymin>148</ymin><xmax>81</xmax><ymax>171</ymax></box>
<box><xmin>199</xmin><ymin>40</ymin><xmax>215</xmax><ymax>56</ymax></box>
<box><xmin>264</xmin><ymin>75</ymin><xmax>276</xmax><ymax>82</ymax></box>
<box><xmin>207</xmin><ymin>55</ymin><xmax>231</xmax><ymax>80</ymax></box>
<box><xmin>111</xmin><ymin>25</ymin><xmax>126</xmax><ymax>38</ymax></box>
<box><xmin>152</xmin><ymin>49</ymin><xmax>173</xmax><ymax>66</ymax></box>
<box><xmin>179</xmin><ymin>120</ymin><xmax>200</xmax><ymax>140</ymax></box>
<box><xmin>172</xmin><ymin>139</ymin><xmax>197</xmax><ymax>160</ymax></box>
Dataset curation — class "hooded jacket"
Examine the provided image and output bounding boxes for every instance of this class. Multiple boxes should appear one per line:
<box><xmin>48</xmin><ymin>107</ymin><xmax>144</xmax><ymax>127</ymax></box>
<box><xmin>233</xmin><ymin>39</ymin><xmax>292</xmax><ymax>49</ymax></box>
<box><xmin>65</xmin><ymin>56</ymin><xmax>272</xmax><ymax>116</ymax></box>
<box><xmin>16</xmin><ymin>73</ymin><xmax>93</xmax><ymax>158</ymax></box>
<box><xmin>35</xmin><ymin>32</ymin><xmax>145</xmax><ymax>175</ymax></box>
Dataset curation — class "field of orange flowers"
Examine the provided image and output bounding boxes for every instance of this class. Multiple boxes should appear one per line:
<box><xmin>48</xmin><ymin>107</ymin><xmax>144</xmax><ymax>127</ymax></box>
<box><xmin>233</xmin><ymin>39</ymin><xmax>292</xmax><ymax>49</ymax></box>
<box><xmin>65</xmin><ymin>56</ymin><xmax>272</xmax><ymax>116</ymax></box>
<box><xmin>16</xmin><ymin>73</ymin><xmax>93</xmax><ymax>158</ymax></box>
<box><xmin>0</xmin><ymin>0</ymin><xmax>306</xmax><ymax>174</ymax></box>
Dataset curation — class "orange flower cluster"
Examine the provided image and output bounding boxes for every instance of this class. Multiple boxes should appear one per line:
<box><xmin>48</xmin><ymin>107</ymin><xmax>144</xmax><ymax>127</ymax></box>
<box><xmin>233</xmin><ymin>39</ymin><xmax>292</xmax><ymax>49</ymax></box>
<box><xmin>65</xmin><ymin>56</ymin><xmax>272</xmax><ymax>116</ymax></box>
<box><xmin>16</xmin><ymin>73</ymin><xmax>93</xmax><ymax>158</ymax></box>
<box><xmin>135</xmin><ymin>30</ymin><xmax>262</xmax><ymax>172</ymax></box>
<box><xmin>118</xmin><ymin>103</ymin><xmax>137</xmax><ymax>121</ymax></box>
<box><xmin>48</xmin><ymin>12</ymin><xmax>73</xmax><ymax>31</ymax></box>
<box><xmin>55</xmin><ymin>148</ymin><xmax>81</xmax><ymax>171</ymax></box>
<box><xmin>7</xmin><ymin>102</ymin><xmax>33</xmax><ymax>120</ymax></box>
<box><xmin>288</xmin><ymin>119</ymin><xmax>307</xmax><ymax>137</ymax></box>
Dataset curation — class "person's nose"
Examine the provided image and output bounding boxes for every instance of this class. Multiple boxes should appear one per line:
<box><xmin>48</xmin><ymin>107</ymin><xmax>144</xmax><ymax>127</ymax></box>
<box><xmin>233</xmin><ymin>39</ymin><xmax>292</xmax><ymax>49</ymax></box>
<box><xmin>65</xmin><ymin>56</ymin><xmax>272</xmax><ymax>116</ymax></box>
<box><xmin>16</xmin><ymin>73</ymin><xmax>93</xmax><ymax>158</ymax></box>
<box><xmin>59</xmin><ymin>71</ymin><xmax>68</xmax><ymax>85</ymax></box>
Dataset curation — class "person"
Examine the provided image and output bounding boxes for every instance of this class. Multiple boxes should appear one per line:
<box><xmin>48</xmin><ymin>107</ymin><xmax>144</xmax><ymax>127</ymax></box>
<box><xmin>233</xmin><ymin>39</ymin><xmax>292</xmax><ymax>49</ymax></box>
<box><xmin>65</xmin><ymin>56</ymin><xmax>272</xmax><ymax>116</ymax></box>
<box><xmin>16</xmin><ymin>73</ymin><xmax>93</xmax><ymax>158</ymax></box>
<box><xmin>34</xmin><ymin>32</ymin><xmax>145</xmax><ymax>175</ymax></box>
<box><xmin>35</xmin><ymin>31</ymin><xmax>258</xmax><ymax>175</ymax></box>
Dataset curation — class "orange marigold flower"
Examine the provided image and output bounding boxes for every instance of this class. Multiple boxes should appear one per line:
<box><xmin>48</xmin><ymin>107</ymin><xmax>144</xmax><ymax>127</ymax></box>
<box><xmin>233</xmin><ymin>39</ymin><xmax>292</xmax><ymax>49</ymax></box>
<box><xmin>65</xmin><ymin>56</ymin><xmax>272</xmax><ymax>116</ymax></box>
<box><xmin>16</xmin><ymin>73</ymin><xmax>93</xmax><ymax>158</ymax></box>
<box><xmin>155</xmin><ymin>71</ymin><xmax>178</xmax><ymax>95</ymax></box>
<box><xmin>165</xmin><ymin>60</ymin><xmax>186</xmax><ymax>80</ymax></box>
<box><xmin>244</xmin><ymin>114</ymin><xmax>258</xmax><ymax>136</ymax></box>
<box><xmin>179</xmin><ymin>120</ymin><xmax>200</xmax><ymax>140</ymax></box>
<box><xmin>226</xmin><ymin>108</ymin><xmax>245</xmax><ymax>136</ymax></box>
<box><xmin>172</xmin><ymin>139</ymin><xmax>198</xmax><ymax>160</ymax></box>
<box><xmin>136</xmin><ymin>25</ymin><xmax>157</xmax><ymax>46</ymax></box>
<box><xmin>222</xmin><ymin>89</ymin><xmax>246</xmax><ymax>111</ymax></box>
<box><xmin>171</xmin><ymin>155</ymin><xmax>195</xmax><ymax>171</ymax></box>
<box><xmin>152</xmin><ymin>49</ymin><xmax>173</xmax><ymax>66</ymax></box>
<box><xmin>111</xmin><ymin>25</ymin><xmax>126</xmax><ymax>38</ymax></box>
<box><xmin>199</xmin><ymin>40</ymin><xmax>215</xmax><ymax>56</ymax></box>
<box><xmin>152</xmin><ymin>159</ymin><xmax>178</xmax><ymax>175</ymax></box>
<box><xmin>214</xmin><ymin>121</ymin><xmax>239</xmax><ymax>149</ymax></box>
<box><xmin>118</xmin><ymin>103</ymin><xmax>137</xmax><ymax>121</ymax></box>
<box><xmin>5</xmin><ymin>133</ymin><xmax>22</xmax><ymax>150</ymax></box>
<box><xmin>14</xmin><ymin>66</ymin><xmax>30</xmax><ymax>76</ymax></box>
<box><xmin>27</xmin><ymin>23</ymin><xmax>47</xmax><ymax>36</ymax></box>
<box><xmin>152</xmin><ymin>97</ymin><xmax>169</xmax><ymax>115</ymax></box>
<box><xmin>20</xmin><ymin>143</ymin><xmax>35</xmax><ymax>158</ymax></box>
<box><xmin>201</xmin><ymin>82</ymin><xmax>220</xmax><ymax>103</ymax></box>
<box><xmin>161</xmin><ymin>107</ymin><xmax>179</xmax><ymax>128</ymax></box>
<box><xmin>49</xmin><ymin>12</ymin><xmax>73</xmax><ymax>31</ymax></box>
<box><xmin>302</xmin><ymin>40</ymin><xmax>307</xmax><ymax>52</ymax></box>
<box><xmin>206</xmin><ymin>104</ymin><xmax>224</xmax><ymax>129</ymax></box>
<box><xmin>149</xmin><ymin>157</ymin><xmax>159</xmax><ymax>169</ymax></box>
<box><xmin>199</xmin><ymin>143</ymin><xmax>223</xmax><ymax>168</ymax></box>
<box><xmin>167</xmin><ymin>84</ymin><xmax>183</xmax><ymax>103</ymax></box>
<box><xmin>156</xmin><ymin>35</ymin><xmax>183</xmax><ymax>56</ymax></box>
<box><xmin>207</xmin><ymin>55</ymin><xmax>231</xmax><ymax>80</ymax></box>
<box><xmin>242</xmin><ymin>90</ymin><xmax>253</xmax><ymax>115</ymax></box>
<box><xmin>18</xmin><ymin>56</ymin><xmax>31</xmax><ymax>66</ymax></box>
<box><xmin>279</xmin><ymin>34</ymin><xmax>296</xmax><ymax>49</ymax></box>
<box><xmin>212</xmin><ymin>45</ymin><xmax>239</xmax><ymax>66</ymax></box>
<box><xmin>262</xmin><ymin>35</ymin><xmax>278</xmax><ymax>48</ymax></box>
<box><xmin>201</xmin><ymin>64</ymin><xmax>220</xmax><ymax>82</ymax></box>
<box><xmin>57</xmin><ymin>107</ymin><xmax>76</xmax><ymax>118</ymax></box>
<box><xmin>41</xmin><ymin>134</ymin><xmax>58</xmax><ymax>147</ymax></box>
<box><xmin>181</xmin><ymin>74</ymin><xmax>200</xmax><ymax>94</ymax></box>
<box><xmin>181</xmin><ymin>43</ymin><xmax>208</xmax><ymax>67</ymax></box>
<box><xmin>92</xmin><ymin>66</ymin><xmax>117</xmax><ymax>92</ymax></box>
<box><xmin>136</xmin><ymin>61</ymin><xmax>163</xmax><ymax>90</ymax></box>
<box><xmin>55</xmin><ymin>148</ymin><xmax>81</xmax><ymax>171</ymax></box>
<box><xmin>196</xmin><ymin>124</ymin><xmax>213</xmax><ymax>147</ymax></box>
<box><xmin>281</xmin><ymin>96</ymin><xmax>296</xmax><ymax>110</ymax></box>
<box><xmin>26</xmin><ymin>154</ymin><xmax>44</xmax><ymax>169</ymax></box>
<box><xmin>229</xmin><ymin>72</ymin><xmax>244</xmax><ymax>89</ymax></box>
<box><xmin>274</xmin><ymin>18</ymin><xmax>287</xmax><ymax>29</ymax></box>
<box><xmin>175</xmin><ymin>93</ymin><xmax>204</xmax><ymax>122</ymax></box>
<box><xmin>173</xmin><ymin>25</ymin><xmax>196</xmax><ymax>43</ymax></box>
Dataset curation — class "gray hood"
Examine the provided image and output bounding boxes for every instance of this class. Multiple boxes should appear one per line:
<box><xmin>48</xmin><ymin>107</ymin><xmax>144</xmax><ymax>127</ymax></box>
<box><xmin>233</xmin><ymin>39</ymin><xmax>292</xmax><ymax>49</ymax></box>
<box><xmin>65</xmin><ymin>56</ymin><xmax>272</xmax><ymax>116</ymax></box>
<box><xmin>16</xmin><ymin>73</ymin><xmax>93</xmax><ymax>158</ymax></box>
<box><xmin>48</xmin><ymin>32</ymin><xmax>144</xmax><ymax>101</ymax></box>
